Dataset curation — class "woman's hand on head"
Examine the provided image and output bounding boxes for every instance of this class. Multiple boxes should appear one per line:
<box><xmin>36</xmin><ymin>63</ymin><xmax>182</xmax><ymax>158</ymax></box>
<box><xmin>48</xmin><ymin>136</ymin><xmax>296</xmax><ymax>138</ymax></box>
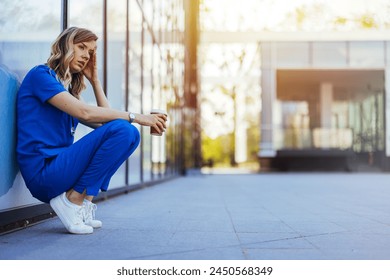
<box><xmin>82</xmin><ymin>52</ymin><xmax>99</xmax><ymax>83</ymax></box>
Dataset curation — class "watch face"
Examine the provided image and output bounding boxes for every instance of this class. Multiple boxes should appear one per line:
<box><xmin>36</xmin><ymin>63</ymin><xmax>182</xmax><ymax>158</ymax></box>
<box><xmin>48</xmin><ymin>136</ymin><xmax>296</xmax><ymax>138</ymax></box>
<box><xmin>130</xmin><ymin>113</ymin><xmax>135</xmax><ymax>123</ymax></box>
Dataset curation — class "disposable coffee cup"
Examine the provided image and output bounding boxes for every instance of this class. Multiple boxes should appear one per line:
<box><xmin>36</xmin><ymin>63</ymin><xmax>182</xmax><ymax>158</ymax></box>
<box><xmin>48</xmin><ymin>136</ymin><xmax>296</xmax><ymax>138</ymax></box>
<box><xmin>150</xmin><ymin>109</ymin><xmax>168</xmax><ymax>136</ymax></box>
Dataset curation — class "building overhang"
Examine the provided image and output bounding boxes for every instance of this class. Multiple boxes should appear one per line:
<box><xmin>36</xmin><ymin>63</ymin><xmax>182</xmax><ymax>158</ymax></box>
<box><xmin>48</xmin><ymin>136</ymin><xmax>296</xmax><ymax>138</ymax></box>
<box><xmin>202</xmin><ymin>30</ymin><xmax>390</xmax><ymax>43</ymax></box>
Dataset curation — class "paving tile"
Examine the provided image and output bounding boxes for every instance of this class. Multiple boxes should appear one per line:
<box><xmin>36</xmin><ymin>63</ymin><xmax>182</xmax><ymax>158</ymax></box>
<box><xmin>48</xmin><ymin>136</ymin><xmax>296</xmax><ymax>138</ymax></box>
<box><xmin>237</xmin><ymin>232</ymin><xmax>313</xmax><ymax>250</ymax></box>
<box><xmin>304</xmin><ymin>232</ymin><xmax>388</xmax><ymax>254</ymax></box>
<box><xmin>284</xmin><ymin>221</ymin><xmax>346</xmax><ymax>235</ymax></box>
<box><xmin>232</xmin><ymin>220</ymin><xmax>295</xmax><ymax>233</ymax></box>
<box><xmin>244</xmin><ymin>248</ymin><xmax>327</xmax><ymax>260</ymax></box>
<box><xmin>137</xmin><ymin>247</ymin><xmax>246</xmax><ymax>260</ymax></box>
<box><xmin>167</xmin><ymin>231</ymin><xmax>240</xmax><ymax>251</ymax></box>
<box><xmin>176</xmin><ymin>217</ymin><xmax>235</xmax><ymax>232</ymax></box>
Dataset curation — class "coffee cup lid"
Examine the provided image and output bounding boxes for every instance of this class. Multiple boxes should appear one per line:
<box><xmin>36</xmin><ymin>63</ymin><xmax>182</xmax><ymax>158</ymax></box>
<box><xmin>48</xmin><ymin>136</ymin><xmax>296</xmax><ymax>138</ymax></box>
<box><xmin>151</xmin><ymin>109</ymin><xmax>167</xmax><ymax>115</ymax></box>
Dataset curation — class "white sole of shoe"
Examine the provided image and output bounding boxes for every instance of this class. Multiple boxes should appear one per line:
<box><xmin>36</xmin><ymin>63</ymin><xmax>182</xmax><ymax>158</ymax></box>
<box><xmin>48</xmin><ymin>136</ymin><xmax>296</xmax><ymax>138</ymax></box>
<box><xmin>50</xmin><ymin>195</ymin><xmax>93</xmax><ymax>235</ymax></box>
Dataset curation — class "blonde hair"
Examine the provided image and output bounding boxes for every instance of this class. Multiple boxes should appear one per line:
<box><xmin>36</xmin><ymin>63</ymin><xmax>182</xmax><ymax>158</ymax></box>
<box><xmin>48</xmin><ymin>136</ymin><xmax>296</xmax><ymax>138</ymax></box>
<box><xmin>47</xmin><ymin>27</ymin><xmax>98</xmax><ymax>97</ymax></box>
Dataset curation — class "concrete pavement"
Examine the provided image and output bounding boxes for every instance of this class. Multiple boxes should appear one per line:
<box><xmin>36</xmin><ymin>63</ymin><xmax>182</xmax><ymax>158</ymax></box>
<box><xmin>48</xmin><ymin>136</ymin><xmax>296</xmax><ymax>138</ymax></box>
<box><xmin>1</xmin><ymin>172</ymin><xmax>390</xmax><ymax>260</ymax></box>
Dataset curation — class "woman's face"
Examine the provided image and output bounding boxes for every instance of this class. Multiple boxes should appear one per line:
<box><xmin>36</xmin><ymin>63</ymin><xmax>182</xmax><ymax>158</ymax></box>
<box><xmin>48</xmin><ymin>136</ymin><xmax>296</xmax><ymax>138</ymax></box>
<box><xmin>69</xmin><ymin>40</ymin><xmax>97</xmax><ymax>73</ymax></box>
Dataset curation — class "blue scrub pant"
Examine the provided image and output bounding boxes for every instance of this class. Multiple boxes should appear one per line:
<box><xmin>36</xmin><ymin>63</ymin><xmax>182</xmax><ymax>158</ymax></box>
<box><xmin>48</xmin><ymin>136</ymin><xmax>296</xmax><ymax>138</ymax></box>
<box><xmin>29</xmin><ymin>120</ymin><xmax>140</xmax><ymax>203</ymax></box>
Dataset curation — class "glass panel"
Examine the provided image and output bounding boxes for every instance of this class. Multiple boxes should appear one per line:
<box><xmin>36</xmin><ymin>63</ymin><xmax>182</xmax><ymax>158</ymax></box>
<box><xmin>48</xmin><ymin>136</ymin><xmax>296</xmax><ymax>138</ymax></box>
<box><xmin>377</xmin><ymin>92</ymin><xmax>385</xmax><ymax>151</ymax></box>
<box><xmin>106</xmin><ymin>0</ymin><xmax>127</xmax><ymax>188</ymax></box>
<box><xmin>387</xmin><ymin>42</ymin><xmax>390</xmax><ymax>66</ymax></box>
<box><xmin>312</xmin><ymin>42</ymin><xmax>347</xmax><ymax>68</ymax></box>
<box><xmin>274</xmin><ymin>101</ymin><xmax>311</xmax><ymax>149</ymax></box>
<box><xmin>153</xmin><ymin>0</ymin><xmax>164</xmax><ymax>33</ymax></box>
<box><xmin>349</xmin><ymin>41</ymin><xmax>385</xmax><ymax>67</ymax></box>
<box><xmin>161</xmin><ymin>44</ymin><xmax>176</xmax><ymax>175</ymax></box>
<box><xmin>151</xmin><ymin>43</ymin><xmax>166</xmax><ymax>178</ymax></box>
<box><xmin>69</xmin><ymin>0</ymin><xmax>104</xmax><ymax>141</ymax></box>
<box><xmin>142</xmin><ymin>28</ymin><xmax>154</xmax><ymax>182</ymax></box>
<box><xmin>275</xmin><ymin>43</ymin><xmax>309</xmax><ymax>68</ymax></box>
<box><xmin>0</xmin><ymin>0</ymin><xmax>61</xmax><ymax>80</ymax></box>
<box><xmin>275</xmin><ymin>100</ymin><xmax>354</xmax><ymax>150</ymax></box>
<box><xmin>128</xmin><ymin>0</ymin><xmax>142</xmax><ymax>185</ymax></box>
<box><xmin>161</xmin><ymin>0</ymin><xmax>173</xmax><ymax>37</ymax></box>
<box><xmin>176</xmin><ymin>0</ymin><xmax>185</xmax><ymax>33</ymax></box>
<box><xmin>274</xmin><ymin>70</ymin><xmax>385</xmax><ymax>152</ymax></box>
<box><xmin>69</xmin><ymin>0</ymin><xmax>103</xmax><ymax>33</ymax></box>
<box><xmin>143</xmin><ymin>0</ymin><xmax>154</xmax><ymax>23</ymax></box>
<box><xmin>107</xmin><ymin>0</ymin><xmax>127</xmax><ymax>110</ymax></box>
<box><xmin>0</xmin><ymin>0</ymin><xmax>61</xmax><ymax>208</ymax></box>
<box><xmin>171</xmin><ymin>24</ymin><xmax>185</xmax><ymax>174</ymax></box>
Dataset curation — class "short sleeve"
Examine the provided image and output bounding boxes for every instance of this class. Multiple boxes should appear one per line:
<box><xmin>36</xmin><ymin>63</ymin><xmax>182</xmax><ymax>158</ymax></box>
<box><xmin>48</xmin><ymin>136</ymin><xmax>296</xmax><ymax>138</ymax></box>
<box><xmin>30</xmin><ymin>66</ymin><xmax>67</xmax><ymax>103</ymax></box>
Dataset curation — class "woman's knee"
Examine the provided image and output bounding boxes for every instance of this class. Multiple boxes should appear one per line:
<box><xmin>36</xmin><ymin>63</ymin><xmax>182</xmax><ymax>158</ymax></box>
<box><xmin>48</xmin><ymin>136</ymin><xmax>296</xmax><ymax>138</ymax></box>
<box><xmin>127</xmin><ymin>122</ymin><xmax>141</xmax><ymax>147</ymax></box>
<box><xmin>106</xmin><ymin>119</ymin><xmax>140</xmax><ymax>146</ymax></box>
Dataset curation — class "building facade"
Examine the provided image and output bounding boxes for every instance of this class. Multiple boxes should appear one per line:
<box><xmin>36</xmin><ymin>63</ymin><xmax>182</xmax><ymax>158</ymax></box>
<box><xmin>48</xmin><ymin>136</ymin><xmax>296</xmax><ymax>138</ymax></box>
<box><xmin>259</xmin><ymin>32</ymin><xmax>390</xmax><ymax>171</ymax></box>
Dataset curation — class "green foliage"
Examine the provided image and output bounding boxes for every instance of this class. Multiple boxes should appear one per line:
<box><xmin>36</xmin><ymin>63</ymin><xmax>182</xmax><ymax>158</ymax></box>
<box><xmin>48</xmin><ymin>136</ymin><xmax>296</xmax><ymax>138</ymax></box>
<box><xmin>334</xmin><ymin>17</ymin><xmax>347</xmax><ymax>25</ymax></box>
<box><xmin>202</xmin><ymin>133</ymin><xmax>232</xmax><ymax>166</ymax></box>
<box><xmin>358</xmin><ymin>14</ymin><xmax>378</xmax><ymax>29</ymax></box>
<box><xmin>333</xmin><ymin>14</ymin><xmax>378</xmax><ymax>29</ymax></box>
<box><xmin>295</xmin><ymin>7</ymin><xmax>306</xmax><ymax>27</ymax></box>
<box><xmin>246</xmin><ymin>119</ymin><xmax>260</xmax><ymax>162</ymax></box>
<box><xmin>202</xmin><ymin>118</ymin><xmax>261</xmax><ymax>167</ymax></box>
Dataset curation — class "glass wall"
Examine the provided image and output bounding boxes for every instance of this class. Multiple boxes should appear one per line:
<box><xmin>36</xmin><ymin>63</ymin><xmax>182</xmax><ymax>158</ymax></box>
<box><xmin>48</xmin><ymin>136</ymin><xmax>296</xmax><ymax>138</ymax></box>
<box><xmin>106</xmin><ymin>0</ymin><xmax>128</xmax><ymax>187</ymax></box>
<box><xmin>0</xmin><ymin>0</ymin><xmax>61</xmax><ymax>80</ymax></box>
<box><xmin>262</xmin><ymin>41</ymin><xmax>386</xmax><ymax>156</ymax></box>
<box><xmin>275</xmin><ymin>43</ymin><xmax>310</xmax><ymax>67</ymax></box>
<box><xmin>0</xmin><ymin>0</ymin><xmax>189</xmax><ymax>213</ymax></box>
<box><xmin>349</xmin><ymin>42</ymin><xmax>385</xmax><ymax>67</ymax></box>
<box><xmin>350</xmin><ymin>92</ymin><xmax>385</xmax><ymax>153</ymax></box>
<box><xmin>142</xmin><ymin>14</ymin><xmax>153</xmax><ymax>183</ymax></box>
<box><xmin>312</xmin><ymin>42</ymin><xmax>347</xmax><ymax>67</ymax></box>
<box><xmin>128</xmin><ymin>0</ymin><xmax>143</xmax><ymax>185</ymax></box>
<box><xmin>0</xmin><ymin>0</ymin><xmax>62</xmax><ymax>209</ymax></box>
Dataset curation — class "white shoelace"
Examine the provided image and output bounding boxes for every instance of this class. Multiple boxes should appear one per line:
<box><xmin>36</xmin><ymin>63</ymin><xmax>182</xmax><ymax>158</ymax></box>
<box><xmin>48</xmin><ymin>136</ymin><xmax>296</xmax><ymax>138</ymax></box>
<box><xmin>75</xmin><ymin>206</ymin><xmax>87</xmax><ymax>225</ymax></box>
<box><xmin>84</xmin><ymin>202</ymin><xmax>97</xmax><ymax>222</ymax></box>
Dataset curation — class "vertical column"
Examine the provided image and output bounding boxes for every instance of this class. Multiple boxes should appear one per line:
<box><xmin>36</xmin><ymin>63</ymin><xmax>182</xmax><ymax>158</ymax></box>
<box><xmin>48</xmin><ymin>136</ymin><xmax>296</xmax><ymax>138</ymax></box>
<box><xmin>103</xmin><ymin>0</ymin><xmax>107</xmax><ymax>97</ymax></box>
<box><xmin>61</xmin><ymin>0</ymin><xmax>68</xmax><ymax>31</ymax></box>
<box><xmin>259</xmin><ymin>42</ymin><xmax>276</xmax><ymax>158</ymax></box>
<box><xmin>125</xmin><ymin>0</ymin><xmax>130</xmax><ymax>186</ymax></box>
<box><xmin>320</xmin><ymin>82</ymin><xmax>333</xmax><ymax>128</ymax></box>
<box><xmin>316</xmin><ymin>82</ymin><xmax>333</xmax><ymax>148</ymax></box>
<box><xmin>235</xmin><ymin>89</ymin><xmax>247</xmax><ymax>163</ymax></box>
<box><xmin>184</xmin><ymin>0</ymin><xmax>200</xmax><ymax>169</ymax></box>
<box><xmin>386</xmin><ymin>68</ymin><xmax>390</xmax><ymax>156</ymax></box>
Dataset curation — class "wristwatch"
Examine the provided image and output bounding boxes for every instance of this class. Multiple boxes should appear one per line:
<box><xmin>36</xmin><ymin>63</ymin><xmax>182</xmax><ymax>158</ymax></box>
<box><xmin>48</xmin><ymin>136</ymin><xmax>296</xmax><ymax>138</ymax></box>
<box><xmin>128</xmin><ymin>112</ymin><xmax>136</xmax><ymax>123</ymax></box>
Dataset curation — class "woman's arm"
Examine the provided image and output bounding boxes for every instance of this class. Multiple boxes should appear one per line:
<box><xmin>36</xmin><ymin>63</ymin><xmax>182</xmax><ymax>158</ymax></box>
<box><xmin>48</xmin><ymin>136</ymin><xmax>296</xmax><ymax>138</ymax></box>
<box><xmin>90</xmin><ymin>79</ymin><xmax>109</xmax><ymax>108</ymax></box>
<box><xmin>82</xmin><ymin>52</ymin><xmax>110</xmax><ymax>108</ymax></box>
<box><xmin>81</xmin><ymin>51</ymin><xmax>110</xmax><ymax>127</ymax></box>
<box><xmin>48</xmin><ymin>91</ymin><xmax>167</xmax><ymax>134</ymax></box>
<box><xmin>77</xmin><ymin>95</ymin><xmax>104</xmax><ymax>129</ymax></box>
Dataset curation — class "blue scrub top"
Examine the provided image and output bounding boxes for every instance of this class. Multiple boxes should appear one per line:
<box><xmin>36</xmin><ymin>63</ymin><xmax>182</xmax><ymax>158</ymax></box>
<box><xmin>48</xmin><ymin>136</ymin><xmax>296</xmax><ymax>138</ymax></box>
<box><xmin>16</xmin><ymin>65</ymin><xmax>79</xmax><ymax>184</ymax></box>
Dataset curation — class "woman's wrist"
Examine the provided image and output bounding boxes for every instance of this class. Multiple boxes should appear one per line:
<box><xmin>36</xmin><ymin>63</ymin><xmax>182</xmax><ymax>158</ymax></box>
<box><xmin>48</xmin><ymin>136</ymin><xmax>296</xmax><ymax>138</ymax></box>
<box><xmin>90</xmin><ymin>78</ymin><xmax>101</xmax><ymax>87</ymax></box>
<box><xmin>128</xmin><ymin>112</ymin><xmax>141</xmax><ymax>124</ymax></box>
<box><xmin>128</xmin><ymin>112</ymin><xmax>136</xmax><ymax>123</ymax></box>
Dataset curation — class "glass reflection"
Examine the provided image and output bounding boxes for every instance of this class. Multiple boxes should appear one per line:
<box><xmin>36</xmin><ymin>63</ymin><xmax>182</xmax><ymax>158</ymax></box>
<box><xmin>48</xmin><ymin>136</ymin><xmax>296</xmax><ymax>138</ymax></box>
<box><xmin>0</xmin><ymin>0</ymin><xmax>61</xmax><ymax>79</ymax></box>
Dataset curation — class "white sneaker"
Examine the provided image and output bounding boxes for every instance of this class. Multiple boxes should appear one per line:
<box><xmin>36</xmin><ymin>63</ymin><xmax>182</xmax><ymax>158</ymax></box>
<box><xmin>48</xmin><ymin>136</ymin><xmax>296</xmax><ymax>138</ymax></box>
<box><xmin>50</xmin><ymin>193</ymin><xmax>93</xmax><ymax>234</ymax></box>
<box><xmin>83</xmin><ymin>200</ymin><xmax>102</xmax><ymax>228</ymax></box>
